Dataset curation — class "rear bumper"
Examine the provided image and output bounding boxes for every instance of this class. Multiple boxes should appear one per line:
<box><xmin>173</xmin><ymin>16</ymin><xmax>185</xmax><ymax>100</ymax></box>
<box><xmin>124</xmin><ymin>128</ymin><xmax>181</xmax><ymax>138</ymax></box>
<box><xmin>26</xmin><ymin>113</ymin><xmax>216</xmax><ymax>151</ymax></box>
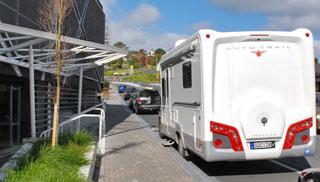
<box><xmin>203</xmin><ymin>142</ymin><xmax>246</xmax><ymax>161</ymax></box>
<box><xmin>201</xmin><ymin>136</ymin><xmax>316</xmax><ymax>162</ymax></box>
<box><xmin>137</xmin><ymin>105</ymin><xmax>160</xmax><ymax>111</ymax></box>
<box><xmin>279</xmin><ymin>137</ymin><xmax>316</xmax><ymax>158</ymax></box>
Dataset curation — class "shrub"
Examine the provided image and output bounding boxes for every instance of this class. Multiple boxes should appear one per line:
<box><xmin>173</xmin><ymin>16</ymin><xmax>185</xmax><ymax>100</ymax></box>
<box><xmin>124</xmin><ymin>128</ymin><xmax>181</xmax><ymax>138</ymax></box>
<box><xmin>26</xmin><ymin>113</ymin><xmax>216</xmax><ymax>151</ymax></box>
<box><xmin>69</xmin><ymin>130</ymin><xmax>93</xmax><ymax>146</ymax></box>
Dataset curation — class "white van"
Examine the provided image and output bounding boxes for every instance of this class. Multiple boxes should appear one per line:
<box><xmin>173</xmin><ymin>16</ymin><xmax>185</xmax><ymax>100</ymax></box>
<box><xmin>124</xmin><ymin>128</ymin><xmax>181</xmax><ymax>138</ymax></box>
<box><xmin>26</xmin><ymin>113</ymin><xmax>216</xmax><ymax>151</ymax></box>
<box><xmin>158</xmin><ymin>29</ymin><xmax>316</xmax><ymax>161</ymax></box>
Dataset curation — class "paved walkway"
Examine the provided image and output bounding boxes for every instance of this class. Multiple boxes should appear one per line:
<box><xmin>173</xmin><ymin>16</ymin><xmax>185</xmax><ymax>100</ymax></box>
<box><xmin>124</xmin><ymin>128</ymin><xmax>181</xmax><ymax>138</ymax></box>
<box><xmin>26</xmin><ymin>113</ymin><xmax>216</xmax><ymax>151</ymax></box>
<box><xmin>98</xmin><ymin>86</ymin><xmax>193</xmax><ymax>182</ymax></box>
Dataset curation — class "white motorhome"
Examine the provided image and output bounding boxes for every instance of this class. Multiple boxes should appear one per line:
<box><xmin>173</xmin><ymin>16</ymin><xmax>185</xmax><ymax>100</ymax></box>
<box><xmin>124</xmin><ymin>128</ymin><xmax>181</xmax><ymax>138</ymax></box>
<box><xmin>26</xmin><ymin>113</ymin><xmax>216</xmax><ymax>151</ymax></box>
<box><xmin>158</xmin><ymin>29</ymin><xmax>316</xmax><ymax>162</ymax></box>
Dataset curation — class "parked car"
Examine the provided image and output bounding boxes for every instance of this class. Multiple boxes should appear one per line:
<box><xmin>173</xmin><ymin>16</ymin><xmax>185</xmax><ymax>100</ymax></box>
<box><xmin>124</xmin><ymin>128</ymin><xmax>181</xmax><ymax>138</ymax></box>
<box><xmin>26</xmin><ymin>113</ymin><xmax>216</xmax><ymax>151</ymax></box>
<box><xmin>131</xmin><ymin>89</ymin><xmax>160</xmax><ymax>114</ymax></box>
<box><xmin>123</xmin><ymin>87</ymin><xmax>137</xmax><ymax>100</ymax></box>
<box><xmin>298</xmin><ymin>168</ymin><xmax>320</xmax><ymax>182</ymax></box>
<box><xmin>118</xmin><ymin>85</ymin><xmax>126</xmax><ymax>93</ymax></box>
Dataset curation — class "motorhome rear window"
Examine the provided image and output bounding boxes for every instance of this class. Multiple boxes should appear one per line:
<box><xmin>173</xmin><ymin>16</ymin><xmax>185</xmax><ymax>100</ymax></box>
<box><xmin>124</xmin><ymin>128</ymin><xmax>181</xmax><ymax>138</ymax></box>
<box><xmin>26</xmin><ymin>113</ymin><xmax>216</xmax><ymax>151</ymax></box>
<box><xmin>183</xmin><ymin>61</ymin><xmax>192</xmax><ymax>88</ymax></box>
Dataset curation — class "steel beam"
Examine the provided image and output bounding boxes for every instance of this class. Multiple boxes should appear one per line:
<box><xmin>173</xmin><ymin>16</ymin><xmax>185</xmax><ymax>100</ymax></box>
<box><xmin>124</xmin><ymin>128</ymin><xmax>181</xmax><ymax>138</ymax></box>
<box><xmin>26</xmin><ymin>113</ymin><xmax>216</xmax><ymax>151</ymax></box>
<box><xmin>0</xmin><ymin>33</ymin><xmax>23</xmax><ymax>77</ymax></box>
<box><xmin>0</xmin><ymin>35</ymin><xmax>32</xmax><ymax>41</ymax></box>
<box><xmin>77</xmin><ymin>67</ymin><xmax>83</xmax><ymax>131</ymax></box>
<box><xmin>0</xmin><ymin>22</ymin><xmax>128</xmax><ymax>54</ymax></box>
<box><xmin>0</xmin><ymin>22</ymin><xmax>127</xmax><ymax>79</ymax></box>
<box><xmin>29</xmin><ymin>46</ymin><xmax>36</xmax><ymax>138</ymax></box>
<box><xmin>95</xmin><ymin>53</ymin><xmax>127</xmax><ymax>65</ymax></box>
<box><xmin>0</xmin><ymin>38</ymin><xmax>45</xmax><ymax>54</ymax></box>
<box><xmin>0</xmin><ymin>55</ymin><xmax>70</xmax><ymax>76</ymax></box>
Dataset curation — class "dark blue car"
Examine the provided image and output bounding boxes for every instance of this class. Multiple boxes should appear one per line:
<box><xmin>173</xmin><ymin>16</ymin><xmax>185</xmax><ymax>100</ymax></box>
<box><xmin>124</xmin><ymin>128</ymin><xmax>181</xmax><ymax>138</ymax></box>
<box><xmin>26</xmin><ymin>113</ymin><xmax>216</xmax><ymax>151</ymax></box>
<box><xmin>118</xmin><ymin>85</ymin><xmax>126</xmax><ymax>93</ymax></box>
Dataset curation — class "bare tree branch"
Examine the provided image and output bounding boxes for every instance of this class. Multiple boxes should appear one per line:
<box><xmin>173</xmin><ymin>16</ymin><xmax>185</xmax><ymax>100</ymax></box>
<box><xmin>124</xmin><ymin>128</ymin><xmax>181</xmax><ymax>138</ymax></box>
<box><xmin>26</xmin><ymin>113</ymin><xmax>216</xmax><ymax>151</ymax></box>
<box><xmin>39</xmin><ymin>0</ymin><xmax>73</xmax><ymax>147</ymax></box>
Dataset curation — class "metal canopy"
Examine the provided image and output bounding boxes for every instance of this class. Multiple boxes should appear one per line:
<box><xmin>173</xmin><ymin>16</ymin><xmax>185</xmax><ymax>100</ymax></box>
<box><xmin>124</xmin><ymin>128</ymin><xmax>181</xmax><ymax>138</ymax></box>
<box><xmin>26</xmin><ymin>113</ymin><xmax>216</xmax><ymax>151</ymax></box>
<box><xmin>0</xmin><ymin>22</ymin><xmax>128</xmax><ymax>76</ymax></box>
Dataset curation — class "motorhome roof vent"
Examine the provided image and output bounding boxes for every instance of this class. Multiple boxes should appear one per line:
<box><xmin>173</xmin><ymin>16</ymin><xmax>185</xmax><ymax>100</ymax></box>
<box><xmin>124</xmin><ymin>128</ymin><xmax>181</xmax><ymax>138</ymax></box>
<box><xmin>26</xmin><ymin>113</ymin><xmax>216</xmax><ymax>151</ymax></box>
<box><xmin>175</xmin><ymin>39</ymin><xmax>186</xmax><ymax>47</ymax></box>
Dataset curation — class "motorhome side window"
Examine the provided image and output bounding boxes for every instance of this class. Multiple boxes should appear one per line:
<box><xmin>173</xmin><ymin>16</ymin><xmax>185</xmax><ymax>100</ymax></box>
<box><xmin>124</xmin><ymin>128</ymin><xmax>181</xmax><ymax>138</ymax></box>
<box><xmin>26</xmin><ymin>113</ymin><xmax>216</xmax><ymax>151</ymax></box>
<box><xmin>161</xmin><ymin>78</ymin><xmax>166</xmax><ymax>105</ymax></box>
<box><xmin>183</xmin><ymin>61</ymin><xmax>192</xmax><ymax>88</ymax></box>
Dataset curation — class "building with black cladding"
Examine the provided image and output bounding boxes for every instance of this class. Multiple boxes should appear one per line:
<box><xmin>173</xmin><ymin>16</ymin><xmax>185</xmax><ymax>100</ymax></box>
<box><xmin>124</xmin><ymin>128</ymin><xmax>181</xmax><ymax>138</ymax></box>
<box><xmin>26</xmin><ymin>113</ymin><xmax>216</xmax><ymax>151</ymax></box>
<box><xmin>0</xmin><ymin>0</ymin><xmax>106</xmax><ymax>149</ymax></box>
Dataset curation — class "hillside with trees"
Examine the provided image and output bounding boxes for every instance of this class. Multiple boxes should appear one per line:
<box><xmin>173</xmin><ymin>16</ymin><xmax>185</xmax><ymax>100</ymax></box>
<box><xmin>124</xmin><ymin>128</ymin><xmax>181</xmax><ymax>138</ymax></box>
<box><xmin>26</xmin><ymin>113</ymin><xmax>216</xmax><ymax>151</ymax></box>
<box><xmin>105</xmin><ymin>42</ymin><xmax>166</xmax><ymax>83</ymax></box>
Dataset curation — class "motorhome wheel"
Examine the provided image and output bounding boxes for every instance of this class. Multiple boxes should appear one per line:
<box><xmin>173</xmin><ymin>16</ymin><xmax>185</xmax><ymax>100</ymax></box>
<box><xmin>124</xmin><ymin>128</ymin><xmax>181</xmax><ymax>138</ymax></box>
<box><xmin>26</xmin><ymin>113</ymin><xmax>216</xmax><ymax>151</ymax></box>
<box><xmin>178</xmin><ymin>137</ymin><xmax>188</xmax><ymax>159</ymax></box>
<box><xmin>158</xmin><ymin>120</ymin><xmax>165</xmax><ymax>139</ymax></box>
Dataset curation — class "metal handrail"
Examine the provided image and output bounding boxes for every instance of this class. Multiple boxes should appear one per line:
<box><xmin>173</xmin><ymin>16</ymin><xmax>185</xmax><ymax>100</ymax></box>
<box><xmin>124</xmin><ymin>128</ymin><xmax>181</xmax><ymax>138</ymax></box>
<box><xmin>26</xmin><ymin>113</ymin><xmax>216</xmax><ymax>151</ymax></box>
<box><xmin>39</xmin><ymin>103</ymin><xmax>106</xmax><ymax>147</ymax></box>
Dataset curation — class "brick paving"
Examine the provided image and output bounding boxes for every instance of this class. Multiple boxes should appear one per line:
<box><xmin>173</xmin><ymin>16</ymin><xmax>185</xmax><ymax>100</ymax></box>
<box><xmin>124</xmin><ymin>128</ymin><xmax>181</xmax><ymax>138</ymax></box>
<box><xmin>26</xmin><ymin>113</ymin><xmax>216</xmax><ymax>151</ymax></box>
<box><xmin>98</xmin><ymin>86</ymin><xmax>193</xmax><ymax>182</ymax></box>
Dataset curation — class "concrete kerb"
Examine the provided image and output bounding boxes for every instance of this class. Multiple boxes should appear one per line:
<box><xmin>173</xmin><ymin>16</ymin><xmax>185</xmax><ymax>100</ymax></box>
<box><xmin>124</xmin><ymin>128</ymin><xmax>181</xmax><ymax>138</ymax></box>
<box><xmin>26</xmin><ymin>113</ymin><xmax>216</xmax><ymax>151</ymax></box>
<box><xmin>81</xmin><ymin>103</ymin><xmax>107</xmax><ymax>182</ymax></box>
<box><xmin>0</xmin><ymin>138</ymin><xmax>45</xmax><ymax>182</ymax></box>
<box><xmin>80</xmin><ymin>142</ymin><xmax>98</xmax><ymax>182</ymax></box>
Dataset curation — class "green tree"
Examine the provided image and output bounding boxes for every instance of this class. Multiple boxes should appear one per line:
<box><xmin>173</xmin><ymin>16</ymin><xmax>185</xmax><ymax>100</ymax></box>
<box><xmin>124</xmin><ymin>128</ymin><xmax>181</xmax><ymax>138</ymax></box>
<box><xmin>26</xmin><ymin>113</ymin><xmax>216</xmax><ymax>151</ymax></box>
<box><xmin>154</xmin><ymin>48</ymin><xmax>166</xmax><ymax>56</ymax></box>
<box><xmin>149</xmin><ymin>48</ymin><xmax>166</xmax><ymax>66</ymax></box>
<box><xmin>107</xmin><ymin>42</ymin><xmax>129</xmax><ymax>69</ymax></box>
<box><xmin>127</xmin><ymin>51</ymin><xmax>140</xmax><ymax>68</ymax></box>
<box><xmin>114</xmin><ymin>42</ymin><xmax>129</xmax><ymax>50</ymax></box>
<box><xmin>138</xmin><ymin>49</ymin><xmax>147</xmax><ymax>67</ymax></box>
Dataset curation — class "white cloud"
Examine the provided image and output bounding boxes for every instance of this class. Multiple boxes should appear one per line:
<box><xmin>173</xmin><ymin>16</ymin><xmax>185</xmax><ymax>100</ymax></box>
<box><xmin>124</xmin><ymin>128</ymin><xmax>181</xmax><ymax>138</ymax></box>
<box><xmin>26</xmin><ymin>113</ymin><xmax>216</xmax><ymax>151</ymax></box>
<box><xmin>99</xmin><ymin>0</ymin><xmax>118</xmax><ymax>12</ymax></box>
<box><xmin>267</xmin><ymin>14</ymin><xmax>320</xmax><ymax>31</ymax></box>
<box><xmin>209</xmin><ymin>0</ymin><xmax>320</xmax><ymax>31</ymax></box>
<box><xmin>209</xmin><ymin>0</ymin><xmax>320</xmax><ymax>57</ymax></box>
<box><xmin>209</xmin><ymin>0</ymin><xmax>320</xmax><ymax>14</ymax></box>
<box><xmin>191</xmin><ymin>21</ymin><xmax>213</xmax><ymax>31</ymax></box>
<box><xmin>110</xmin><ymin>21</ymin><xmax>186</xmax><ymax>50</ymax></box>
<box><xmin>109</xmin><ymin>3</ymin><xmax>186</xmax><ymax>50</ymax></box>
<box><xmin>125</xmin><ymin>3</ymin><xmax>161</xmax><ymax>26</ymax></box>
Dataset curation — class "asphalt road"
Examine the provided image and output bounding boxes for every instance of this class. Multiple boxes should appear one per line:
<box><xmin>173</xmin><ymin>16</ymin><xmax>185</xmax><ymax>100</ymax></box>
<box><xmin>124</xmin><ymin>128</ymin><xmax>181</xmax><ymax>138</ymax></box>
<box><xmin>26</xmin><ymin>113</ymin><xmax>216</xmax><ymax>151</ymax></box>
<box><xmin>116</xmin><ymin>82</ymin><xmax>320</xmax><ymax>182</ymax></box>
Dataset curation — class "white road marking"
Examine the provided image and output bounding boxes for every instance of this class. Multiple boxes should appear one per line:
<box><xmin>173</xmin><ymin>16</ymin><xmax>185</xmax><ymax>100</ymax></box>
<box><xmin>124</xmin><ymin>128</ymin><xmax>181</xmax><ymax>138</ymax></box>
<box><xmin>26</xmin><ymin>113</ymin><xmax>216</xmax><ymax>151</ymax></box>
<box><xmin>270</xmin><ymin>159</ymin><xmax>301</xmax><ymax>174</ymax></box>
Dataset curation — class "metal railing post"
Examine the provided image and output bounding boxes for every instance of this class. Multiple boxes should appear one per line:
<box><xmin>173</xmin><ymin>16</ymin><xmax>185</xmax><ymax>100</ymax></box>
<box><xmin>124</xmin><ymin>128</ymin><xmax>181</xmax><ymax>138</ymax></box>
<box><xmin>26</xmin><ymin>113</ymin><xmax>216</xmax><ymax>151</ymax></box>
<box><xmin>77</xmin><ymin>67</ymin><xmax>83</xmax><ymax>131</ymax></box>
<box><xmin>39</xmin><ymin>103</ymin><xmax>105</xmax><ymax>142</ymax></box>
<box><xmin>29</xmin><ymin>45</ymin><xmax>36</xmax><ymax>138</ymax></box>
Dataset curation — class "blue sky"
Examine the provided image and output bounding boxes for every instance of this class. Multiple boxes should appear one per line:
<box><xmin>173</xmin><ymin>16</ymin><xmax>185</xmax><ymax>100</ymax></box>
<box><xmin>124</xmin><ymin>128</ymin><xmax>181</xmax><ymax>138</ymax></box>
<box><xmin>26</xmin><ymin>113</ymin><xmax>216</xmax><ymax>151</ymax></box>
<box><xmin>100</xmin><ymin>0</ymin><xmax>320</xmax><ymax>56</ymax></box>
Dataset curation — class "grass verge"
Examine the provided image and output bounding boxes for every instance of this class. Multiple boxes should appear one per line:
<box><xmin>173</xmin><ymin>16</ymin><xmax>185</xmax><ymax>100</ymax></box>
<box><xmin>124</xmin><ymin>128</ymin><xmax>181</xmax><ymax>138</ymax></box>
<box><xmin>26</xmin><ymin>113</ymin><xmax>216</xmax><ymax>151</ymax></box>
<box><xmin>121</xmin><ymin>71</ymin><xmax>158</xmax><ymax>83</ymax></box>
<box><xmin>5</xmin><ymin>131</ymin><xmax>93</xmax><ymax>182</ymax></box>
<box><xmin>105</xmin><ymin>69</ymin><xmax>129</xmax><ymax>77</ymax></box>
<box><xmin>105</xmin><ymin>69</ymin><xmax>159</xmax><ymax>83</ymax></box>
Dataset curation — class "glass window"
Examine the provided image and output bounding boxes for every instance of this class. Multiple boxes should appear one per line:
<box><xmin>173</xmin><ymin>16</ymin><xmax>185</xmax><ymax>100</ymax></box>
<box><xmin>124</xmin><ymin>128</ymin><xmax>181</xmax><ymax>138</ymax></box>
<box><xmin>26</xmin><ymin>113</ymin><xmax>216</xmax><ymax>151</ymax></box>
<box><xmin>166</xmin><ymin>69</ymin><xmax>169</xmax><ymax>99</ymax></box>
<box><xmin>162</xmin><ymin>78</ymin><xmax>166</xmax><ymax>105</ymax></box>
<box><xmin>140</xmin><ymin>90</ymin><xmax>159</xmax><ymax>97</ymax></box>
<box><xmin>183</xmin><ymin>61</ymin><xmax>192</xmax><ymax>88</ymax></box>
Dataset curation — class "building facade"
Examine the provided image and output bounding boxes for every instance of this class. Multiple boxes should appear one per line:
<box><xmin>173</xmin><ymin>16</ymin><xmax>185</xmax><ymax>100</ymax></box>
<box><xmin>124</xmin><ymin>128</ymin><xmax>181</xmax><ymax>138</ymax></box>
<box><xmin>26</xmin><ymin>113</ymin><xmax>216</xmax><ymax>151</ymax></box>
<box><xmin>0</xmin><ymin>0</ymin><xmax>106</xmax><ymax>147</ymax></box>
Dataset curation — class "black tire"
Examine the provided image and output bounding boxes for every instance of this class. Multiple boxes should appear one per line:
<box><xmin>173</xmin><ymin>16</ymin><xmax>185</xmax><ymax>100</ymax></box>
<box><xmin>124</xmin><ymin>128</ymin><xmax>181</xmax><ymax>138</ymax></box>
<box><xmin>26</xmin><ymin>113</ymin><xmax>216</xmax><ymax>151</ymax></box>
<box><xmin>135</xmin><ymin>108</ymin><xmax>140</xmax><ymax>114</ymax></box>
<box><xmin>177</xmin><ymin>136</ymin><xmax>188</xmax><ymax>159</ymax></box>
<box><xmin>128</xmin><ymin>102</ymin><xmax>133</xmax><ymax>110</ymax></box>
<box><xmin>158</xmin><ymin>120</ymin><xmax>165</xmax><ymax>139</ymax></box>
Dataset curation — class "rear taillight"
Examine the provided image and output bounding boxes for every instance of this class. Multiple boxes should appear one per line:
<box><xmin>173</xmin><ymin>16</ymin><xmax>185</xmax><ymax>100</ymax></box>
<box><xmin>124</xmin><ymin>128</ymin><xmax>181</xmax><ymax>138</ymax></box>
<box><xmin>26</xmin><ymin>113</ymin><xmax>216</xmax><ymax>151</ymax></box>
<box><xmin>214</xmin><ymin>139</ymin><xmax>223</xmax><ymax>149</ymax></box>
<box><xmin>210</xmin><ymin>121</ymin><xmax>244</xmax><ymax>151</ymax></box>
<box><xmin>302</xmin><ymin>135</ymin><xmax>310</xmax><ymax>144</ymax></box>
<box><xmin>136</xmin><ymin>98</ymin><xmax>142</xmax><ymax>104</ymax></box>
<box><xmin>283</xmin><ymin>117</ymin><xmax>313</xmax><ymax>149</ymax></box>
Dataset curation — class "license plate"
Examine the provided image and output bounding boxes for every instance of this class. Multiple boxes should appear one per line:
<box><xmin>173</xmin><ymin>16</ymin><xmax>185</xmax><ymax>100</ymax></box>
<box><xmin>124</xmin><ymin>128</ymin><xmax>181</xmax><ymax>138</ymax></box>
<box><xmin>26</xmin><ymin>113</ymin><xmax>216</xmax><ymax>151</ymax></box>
<box><xmin>250</xmin><ymin>141</ymin><xmax>275</xmax><ymax>150</ymax></box>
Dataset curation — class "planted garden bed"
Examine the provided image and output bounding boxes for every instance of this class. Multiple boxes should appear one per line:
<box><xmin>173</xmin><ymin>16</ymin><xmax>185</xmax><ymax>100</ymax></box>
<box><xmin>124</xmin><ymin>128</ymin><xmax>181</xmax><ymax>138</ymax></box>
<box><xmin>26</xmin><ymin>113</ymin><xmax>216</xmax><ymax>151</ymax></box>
<box><xmin>5</xmin><ymin>131</ymin><xmax>93</xmax><ymax>182</ymax></box>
